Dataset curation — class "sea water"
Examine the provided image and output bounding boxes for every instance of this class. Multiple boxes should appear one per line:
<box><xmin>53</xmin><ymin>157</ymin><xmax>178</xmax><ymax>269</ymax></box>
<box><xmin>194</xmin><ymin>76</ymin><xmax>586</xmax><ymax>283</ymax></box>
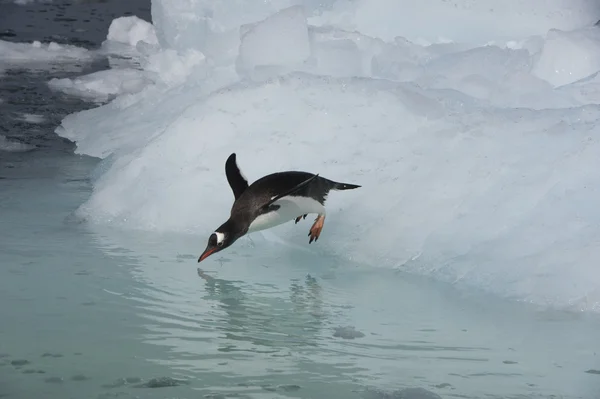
<box><xmin>1</xmin><ymin>1</ymin><xmax>600</xmax><ymax>399</ymax></box>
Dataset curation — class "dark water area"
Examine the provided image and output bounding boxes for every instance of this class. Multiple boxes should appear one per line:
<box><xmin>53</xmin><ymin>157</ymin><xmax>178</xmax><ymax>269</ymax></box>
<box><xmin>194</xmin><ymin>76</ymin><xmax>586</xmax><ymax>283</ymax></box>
<box><xmin>0</xmin><ymin>0</ymin><xmax>151</xmax><ymax>165</ymax></box>
<box><xmin>0</xmin><ymin>0</ymin><xmax>151</xmax><ymax>47</ymax></box>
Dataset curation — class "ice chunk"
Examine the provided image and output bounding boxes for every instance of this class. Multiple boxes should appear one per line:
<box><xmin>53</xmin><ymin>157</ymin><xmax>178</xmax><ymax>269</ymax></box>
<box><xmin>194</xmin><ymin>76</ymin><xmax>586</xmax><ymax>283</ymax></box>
<box><xmin>0</xmin><ymin>39</ymin><xmax>93</xmax><ymax>64</ymax></box>
<box><xmin>152</xmin><ymin>0</ymin><xmax>335</xmax><ymax>54</ymax></box>
<box><xmin>312</xmin><ymin>0</ymin><xmax>600</xmax><ymax>44</ymax></box>
<box><xmin>557</xmin><ymin>71</ymin><xmax>600</xmax><ymax>105</ymax></box>
<box><xmin>305</xmin><ymin>27</ymin><xmax>429</xmax><ymax>80</ymax></box>
<box><xmin>99</xmin><ymin>17</ymin><xmax>161</xmax><ymax>70</ymax></box>
<box><xmin>150</xmin><ymin>0</ymin><xmax>209</xmax><ymax>53</ymax></box>
<box><xmin>309</xmin><ymin>37</ymin><xmax>364</xmax><ymax>77</ymax></box>
<box><xmin>53</xmin><ymin>2</ymin><xmax>600</xmax><ymax>315</ymax></box>
<box><xmin>141</xmin><ymin>49</ymin><xmax>207</xmax><ymax>87</ymax></box>
<box><xmin>307</xmin><ymin>27</ymin><xmax>376</xmax><ymax>78</ymax></box>
<box><xmin>48</xmin><ymin>69</ymin><xmax>155</xmax><ymax>103</ymax></box>
<box><xmin>150</xmin><ymin>0</ymin><xmax>304</xmax><ymax>53</ymax></box>
<box><xmin>532</xmin><ymin>27</ymin><xmax>600</xmax><ymax>87</ymax></box>
<box><xmin>106</xmin><ymin>16</ymin><xmax>158</xmax><ymax>47</ymax></box>
<box><xmin>237</xmin><ymin>6</ymin><xmax>310</xmax><ymax>74</ymax></box>
<box><xmin>421</xmin><ymin>46</ymin><xmax>531</xmax><ymax>86</ymax></box>
<box><xmin>414</xmin><ymin>45</ymin><xmax>571</xmax><ymax>108</ymax></box>
<box><xmin>56</xmin><ymin>73</ymin><xmax>600</xmax><ymax>312</ymax></box>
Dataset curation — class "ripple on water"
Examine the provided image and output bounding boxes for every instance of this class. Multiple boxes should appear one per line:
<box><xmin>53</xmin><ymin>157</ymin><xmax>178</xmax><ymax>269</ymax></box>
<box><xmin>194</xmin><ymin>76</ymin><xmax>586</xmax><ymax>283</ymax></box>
<box><xmin>585</xmin><ymin>369</ymin><xmax>600</xmax><ymax>375</ymax></box>
<box><xmin>10</xmin><ymin>359</ymin><xmax>30</xmax><ymax>367</ymax></box>
<box><xmin>333</xmin><ymin>326</ymin><xmax>366</xmax><ymax>339</ymax></box>
<box><xmin>133</xmin><ymin>377</ymin><xmax>190</xmax><ymax>388</ymax></box>
<box><xmin>22</xmin><ymin>369</ymin><xmax>45</xmax><ymax>374</ymax></box>
<box><xmin>361</xmin><ymin>387</ymin><xmax>443</xmax><ymax>399</ymax></box>
<box><xmin>41</xmin><ymin>352</ymin><xmax>63</xmax><ymax>358</ymax></box>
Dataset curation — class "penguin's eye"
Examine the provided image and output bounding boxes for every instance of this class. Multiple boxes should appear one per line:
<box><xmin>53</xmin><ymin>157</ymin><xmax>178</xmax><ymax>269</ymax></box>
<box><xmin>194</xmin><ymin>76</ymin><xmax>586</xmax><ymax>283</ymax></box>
<box><xmin>214</xmin><ymin>232</ymin><xmax>226</xmax><ymax>247</ymax></box>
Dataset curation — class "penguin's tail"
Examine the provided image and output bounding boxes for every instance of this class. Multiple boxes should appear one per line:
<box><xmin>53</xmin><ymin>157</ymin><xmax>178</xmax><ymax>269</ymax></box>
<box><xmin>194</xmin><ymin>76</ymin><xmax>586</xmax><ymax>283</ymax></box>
<box><xmin>331</xmin><ymin>181</ymin><xmax>361</xmax><ymax>191</ymax></box>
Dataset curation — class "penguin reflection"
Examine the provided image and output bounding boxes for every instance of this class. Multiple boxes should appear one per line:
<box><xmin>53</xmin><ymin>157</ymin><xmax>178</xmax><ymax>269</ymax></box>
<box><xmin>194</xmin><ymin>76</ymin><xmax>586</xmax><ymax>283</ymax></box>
<box><xmin>197</xmin><ymin>268</ymin><xmax>326</xmax><ymax>349</ymax></box>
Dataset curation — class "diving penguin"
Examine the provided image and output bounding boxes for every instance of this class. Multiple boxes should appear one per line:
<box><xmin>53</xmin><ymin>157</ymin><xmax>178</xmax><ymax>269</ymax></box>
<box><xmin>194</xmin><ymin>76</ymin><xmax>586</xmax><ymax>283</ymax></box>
<box><xmin>197</xmin><ymin>153</ymin><xmax>361</xmax><ymax>263</ymax></box>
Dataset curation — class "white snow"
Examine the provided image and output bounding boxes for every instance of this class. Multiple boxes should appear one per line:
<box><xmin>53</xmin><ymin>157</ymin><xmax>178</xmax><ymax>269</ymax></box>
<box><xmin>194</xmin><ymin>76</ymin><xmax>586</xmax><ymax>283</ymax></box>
<box><xmin>99</xmin><ymin>16</ymin><xmax>160</xmax><ymax>64</ymax></box>
<box><xmin>311</xmin><ymin>0</ymin><xmax>600</xmax><ymax>45</ymax></box>
<box><xmin>106</xmin><ymin>16</ymin><xmax>159</xmax><ymax>47</ymax></box>
<box><xmin>237</xmin><ymin>6</ymin><xmax>311</xmax><ymax>74</ymax></box>
<box><xmin>55</xmin><ymin>1</ymin><xmax>600</xmax><ymax>313</ymax></box>
<box><xmin>532</xmin><ymin>26</ymin><xmax>600</xmax><ymax>87</ymax></box>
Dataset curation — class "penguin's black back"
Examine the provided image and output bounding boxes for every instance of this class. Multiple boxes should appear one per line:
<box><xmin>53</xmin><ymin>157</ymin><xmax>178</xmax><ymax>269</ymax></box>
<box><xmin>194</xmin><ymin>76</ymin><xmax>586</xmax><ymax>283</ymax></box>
<box><xmin>231</xmin><ymin>171</ymin><xmax>334</xmax><ymax>219</ymax></box>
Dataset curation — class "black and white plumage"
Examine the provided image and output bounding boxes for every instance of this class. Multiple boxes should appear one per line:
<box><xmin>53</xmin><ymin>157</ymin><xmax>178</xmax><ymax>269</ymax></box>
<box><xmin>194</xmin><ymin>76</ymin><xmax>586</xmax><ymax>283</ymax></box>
<box><xmin>197</xmin><ymin>153</ymin><xmax>361</xmax><ymax>263</ymax></box>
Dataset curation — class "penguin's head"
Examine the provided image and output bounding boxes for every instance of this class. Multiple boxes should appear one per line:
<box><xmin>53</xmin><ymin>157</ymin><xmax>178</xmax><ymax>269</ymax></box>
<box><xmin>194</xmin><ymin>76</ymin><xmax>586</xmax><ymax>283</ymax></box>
<box><xmin>197</xmin><ymin>219</ymin><xmax>242</xmax><ymax>263</ymax></box>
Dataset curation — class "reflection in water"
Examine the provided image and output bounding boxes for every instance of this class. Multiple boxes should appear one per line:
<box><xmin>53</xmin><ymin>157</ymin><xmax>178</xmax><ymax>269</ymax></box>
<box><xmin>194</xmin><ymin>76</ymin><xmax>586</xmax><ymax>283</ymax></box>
<box><xmin>197</xmin><ymin>268</ymin><xmax>326</xmax><ymax>351</ymax></box>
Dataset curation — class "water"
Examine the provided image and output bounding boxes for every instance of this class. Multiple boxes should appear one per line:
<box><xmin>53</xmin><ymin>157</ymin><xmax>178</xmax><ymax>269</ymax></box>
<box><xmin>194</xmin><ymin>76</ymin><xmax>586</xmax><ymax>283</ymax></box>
<box><xmin>1</xmin><ymin>1</ymin><xmax>600</xmax><ymax>398</ymax></box>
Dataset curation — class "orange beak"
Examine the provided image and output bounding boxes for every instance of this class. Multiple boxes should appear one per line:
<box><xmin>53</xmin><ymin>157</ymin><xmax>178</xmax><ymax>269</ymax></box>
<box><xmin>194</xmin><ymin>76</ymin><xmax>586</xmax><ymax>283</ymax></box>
<box><xmin>198</xmin><ymin>247</ymin><xmax>217</xmax><ymax>263</ymax></box>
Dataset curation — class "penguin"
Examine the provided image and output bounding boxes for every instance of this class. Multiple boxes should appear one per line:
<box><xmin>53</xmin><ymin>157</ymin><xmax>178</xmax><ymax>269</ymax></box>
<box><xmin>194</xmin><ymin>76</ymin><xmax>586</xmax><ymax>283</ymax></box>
<box><xmin>197</xmin><ymin>153</ymin><xmax>361</xmax><ymax>263</ymax></box>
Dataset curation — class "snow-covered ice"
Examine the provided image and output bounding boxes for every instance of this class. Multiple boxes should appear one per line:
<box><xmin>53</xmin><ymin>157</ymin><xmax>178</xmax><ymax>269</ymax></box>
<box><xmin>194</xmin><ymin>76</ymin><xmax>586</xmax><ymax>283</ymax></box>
<box><xmin>237</xmin><ymin>6</ymin><xmax>311</xmax><ymax>75</ymax></box>
<box><xmin>99</xmin><ymin>15</ymin><xmax>160</xmax><ymax>62</ymax></box>
<box><xmin>311</xmin><ymin>0</ymin><xmax>600</xmax><ymax>45</ymax></box>
<box><xmin>532</xmin><ymin>26</ymin><xmax>600</xmax><ymax>87</ymax></box>
<box><xmin>48</xmin><ymin>69</ymin><xmax>155</xmax><ymax>103</ymax></box>
<box><xmin>106</xmin><ymin>15</ymin><xmax>159</xmax><ymax>47</ymax></box>
<box><xmin>54</xmin><ymin>0</ymin><xmax>600</xmax><ymax>315</ymax></box>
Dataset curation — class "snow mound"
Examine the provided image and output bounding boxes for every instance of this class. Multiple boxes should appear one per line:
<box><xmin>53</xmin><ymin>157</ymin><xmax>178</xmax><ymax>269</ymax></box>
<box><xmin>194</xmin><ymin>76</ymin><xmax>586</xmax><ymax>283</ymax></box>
<box><xmin>54</xmin><ymin>1</ymin><xmax>600</xmax><ymax>313</ymax></box>
<box><xmin>106</xmin><ymin>16</ymin><xmax>159</xmax><ymax>47</ymax></box>
<box><xmin>58</xmin><ymin>72</ymin><xmax>600</xmax><ymax>313</ymax></box>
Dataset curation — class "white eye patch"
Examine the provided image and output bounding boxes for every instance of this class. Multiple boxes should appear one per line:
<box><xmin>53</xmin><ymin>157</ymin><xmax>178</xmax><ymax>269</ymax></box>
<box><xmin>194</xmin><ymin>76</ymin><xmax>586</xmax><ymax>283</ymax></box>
<box><xmin>215</xmin><ymin>232</ymin><xmax>225</xmax><ymax>245</ymax></box>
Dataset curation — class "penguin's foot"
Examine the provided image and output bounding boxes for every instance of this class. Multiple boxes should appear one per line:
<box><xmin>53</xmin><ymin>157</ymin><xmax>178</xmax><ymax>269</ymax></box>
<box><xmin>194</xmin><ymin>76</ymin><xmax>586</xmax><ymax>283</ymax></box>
<box><xmin>295</xmin><ymin>214</ymin><xmax>307</xmax><ymax>224</ymax></box>
<box><xmin>308</xmin><ymin>215</ymin><xmax>325</xmax><ymax>244</ymax></box>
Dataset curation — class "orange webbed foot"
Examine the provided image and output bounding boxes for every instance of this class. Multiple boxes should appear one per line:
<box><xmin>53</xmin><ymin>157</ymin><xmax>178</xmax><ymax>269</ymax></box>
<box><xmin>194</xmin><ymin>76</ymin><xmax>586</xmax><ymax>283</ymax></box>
<box><xmin>308</xmin><ymin>215</ymin><xmax>325</xmax><ymax>244</ymax></box>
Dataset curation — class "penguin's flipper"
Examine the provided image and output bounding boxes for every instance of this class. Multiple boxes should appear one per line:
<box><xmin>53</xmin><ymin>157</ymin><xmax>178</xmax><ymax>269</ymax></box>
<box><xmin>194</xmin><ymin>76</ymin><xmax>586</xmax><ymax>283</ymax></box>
<box><xmin>225</xmin><ymin>153</ymin><xmax>249</xmax><ymax>200</ymax></box>
<box><xmin>262</xmin><ymin>173</ymin><xmax>320</xmax><ymax>209</ymax></box>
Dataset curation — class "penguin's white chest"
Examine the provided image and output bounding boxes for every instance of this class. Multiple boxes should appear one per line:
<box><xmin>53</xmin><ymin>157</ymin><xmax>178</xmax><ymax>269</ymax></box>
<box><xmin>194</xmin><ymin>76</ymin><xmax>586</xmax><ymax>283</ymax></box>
<box><xmin>247</xmin><ymin>196</ymin><xmax>325</xmax><ymax>233</ymax></box>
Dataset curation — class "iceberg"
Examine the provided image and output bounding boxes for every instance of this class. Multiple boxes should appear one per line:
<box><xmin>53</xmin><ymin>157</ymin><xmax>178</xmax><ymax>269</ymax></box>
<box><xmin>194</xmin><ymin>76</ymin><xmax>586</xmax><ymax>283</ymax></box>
<box><xmin>55</xmin><ymin>0</ymin><xmax>600</xmax><ymax>313</ymax></box>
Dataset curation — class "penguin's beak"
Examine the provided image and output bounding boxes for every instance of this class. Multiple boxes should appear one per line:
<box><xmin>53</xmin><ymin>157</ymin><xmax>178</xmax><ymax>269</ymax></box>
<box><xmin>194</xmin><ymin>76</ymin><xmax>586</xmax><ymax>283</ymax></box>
<box><xmin>198</xmin><ymin>246</ymin><xmax>217</xmax><ymax>263</ymax></box>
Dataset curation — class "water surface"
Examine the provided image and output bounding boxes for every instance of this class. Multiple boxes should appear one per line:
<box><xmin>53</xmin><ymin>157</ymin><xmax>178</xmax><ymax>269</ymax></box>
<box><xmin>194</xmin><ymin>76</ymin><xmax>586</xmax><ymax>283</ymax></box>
<box><xmin>1</xmin><ymin>1</ymin><xmax>600</xmax><ymax>398</ymax></box>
